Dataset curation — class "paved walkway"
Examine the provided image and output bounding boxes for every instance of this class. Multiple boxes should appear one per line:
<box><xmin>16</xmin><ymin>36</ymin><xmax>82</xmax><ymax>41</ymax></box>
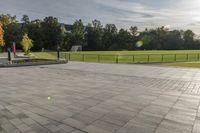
<box><xmin>0</xmin><ymin>62</ymin><xmax>200</xmax><ymax>133</ymax></box>
<box><xmin>0</xmin><ymin>53</ymin><xmax>7</xmax><ymax>64</ymax></box>
<box><xmin>0</xmin><ymin>53</ymin><xmax>16</xmax><ymax>64</ymax></box>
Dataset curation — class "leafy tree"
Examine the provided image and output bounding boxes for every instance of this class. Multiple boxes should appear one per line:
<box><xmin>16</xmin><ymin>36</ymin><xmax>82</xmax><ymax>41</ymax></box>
<box><xmin>41</xmin><ymin>16</ymin><xmax>62</xmax><ymax>50</ymax></box>
<box><xmin>0</xmin><ymin>14</ymin><xmax>21</xmax><ymax>49</ymax></box>
<box><xmin>0</xmin><ymin>14</ymin><xmax>17</xmax><ymax>26</ymax></box>
<box><xmin>21</xmin><ymin>15</ymin><xmax>30</xmax><ymax>34</ymax></box>
<box><xmin>85</xmin><ymin>20</ymin><xmax>103</xmax><ymax>50</ymax></box>
<box><xmin>102</xmin><ymin>24</ymin><xmax>117</xmax><ymax>50</ymax></box>
<box><xmin>1</xmin><ymin>14</ymin><xmax>200</xmax><ymax>51</ymax></box>
<box><xmin>27</xmin><ymin>19</ymin><xmax>43</xmax><ymax>50</ymax></box>
<box><xmin>163</xmin><ymin>30</ymin><xmax>183</xmax><ymax>50</ymax></box>
<box><xmin>0</xmin><ymin>22</ymin><xmax>5</xmax><ymax>47</ymax></box>
<box><xmin>141</xmin><ymin>34</ymin><xmax>153</xmax><ymax>50</ymax></box>
<box><xmin>130</xmin><ymin>26</ymin><xmax>138</xmax><ymax>36</ymax></box>
<box><xmin>21</xmin><ymin>15</ymin><xmax>30</xmax><ymax>24</ymax></box>
<box><xmin>183</xmin><ymin>30</ymin><xmax>195</xmax><ymax>49</ymax></box>
<box><xmin>129</xmin><ymin>26</ymin><xmax>139</xmax><ymax>50</ymax></box>
<box><xmin>69</xmin><ymin>19</ymin><xmax>85</xmax><ymax>48</ymax></box>
<box><xmin>59</xmin><ymin>24</ymin><xmax>67</xmax><ymax>50</ymax></box>
<box><xmin>20</xmin><ymin>33</ymin><xmax>33</xmax><ymax>55</ymax></box>
<box><xmin>141</xmin><ymin>27</ymin><xmax>167</xmax><ymax>50</ymax></box>
<box><xmin>153</xmin><ymin>27</ymin><xmax>167</xmax><ymax>50</ymax></box>
<box><xmin>4</xmin><ymin>23</ymin><xmax>21</xmax><ymax>48</ymax></box>
<box><xmin>62</xmin><ymin>32</ymin><xmax>71</xmax><ymax>50</ymax></box>
<box><xmin>116</xmin><ymin>29</ymin><xmax>132</xmax><ymax>50</ymax></box>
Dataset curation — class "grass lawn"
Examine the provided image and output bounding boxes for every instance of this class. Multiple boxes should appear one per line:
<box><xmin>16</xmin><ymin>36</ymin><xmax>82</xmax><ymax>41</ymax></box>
<box><xmin>31</xmin><ymin>52</ymin><xmax>57</xmax><ymax>60</ymax></box>
<box><xmin>161</xmin><ymin>62</ymin><xmax>200</xmax><ymax>68</ymax></box>
<box><xmin>32</xmin><ymin>50</ymin><xmax>200</xmax><ymax>64</ymax></box>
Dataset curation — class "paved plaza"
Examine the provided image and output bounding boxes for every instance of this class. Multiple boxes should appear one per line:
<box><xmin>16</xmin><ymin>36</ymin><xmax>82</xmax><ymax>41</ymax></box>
<box><xmin>0</xmin><ymin>61</ymin><xmax>200</xmax><ymax>133</ymax></box>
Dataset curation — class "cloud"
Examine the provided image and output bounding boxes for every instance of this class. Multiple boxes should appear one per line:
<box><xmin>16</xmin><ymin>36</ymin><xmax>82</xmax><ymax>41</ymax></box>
<box><xmin>0</xmin><ymin>0</ymin><xmax>200</xmax><ymax>33</ymax></box>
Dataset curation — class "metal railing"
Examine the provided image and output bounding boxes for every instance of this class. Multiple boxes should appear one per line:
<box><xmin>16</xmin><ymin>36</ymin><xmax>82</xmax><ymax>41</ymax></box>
<box><xmin>60</xmin><ymin>52</ymin><xmax>200</xmax><ymax>64</ymax></box>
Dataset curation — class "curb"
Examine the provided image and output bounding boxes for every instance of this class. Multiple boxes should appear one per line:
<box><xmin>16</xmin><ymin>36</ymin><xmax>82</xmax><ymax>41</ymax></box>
<box><xmin>0</xmin><ymin>60</ymin><xmax>68</xmax><ymax>68</ymax></box>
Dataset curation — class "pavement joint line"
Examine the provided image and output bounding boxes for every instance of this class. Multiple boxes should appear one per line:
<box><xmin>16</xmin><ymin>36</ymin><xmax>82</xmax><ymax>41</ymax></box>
<box><xmin>192</xmin><ymin>98</ymin><xmax>200</xmax><ymax>133</ymax></box>
<box><xmin>152</xmin><ymin>89</ymin><xmax>186</xmax><ymax>133</ymax></box>
<box><xmin>4</xmin><ymin>98</ymin><xmax>88</xmax><ymax>133</ymax></box>
<box><xmin>38</xmin><ymin>66</ymin><xmax>196</xmax><ymax>89</ymax></box>
<box><xmin>117</xmin><ymin>87</ymin><xmax>164</xmax><ymax>132</ymax></box>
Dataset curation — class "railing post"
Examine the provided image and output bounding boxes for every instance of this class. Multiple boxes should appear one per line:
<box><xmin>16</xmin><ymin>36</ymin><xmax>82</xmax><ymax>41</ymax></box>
<box><xmin>7</xmin><ymin>48</ymin><xmax>11</xmax><ymax>63</ymax></box>
<box><xmin>65</xmin><ymin>53</ymin><xmax>67</xmax><ymax>60</ymax></box>
<box><xmin>82</xmin><ymin>54</ymin><xmax>84</xmax><ymax>62</ymax></box>
<box><xmin>175</xmin><ymin>54</ymin><xmax>176</xmax><ymax>61</ymax></box>
<box><xmin>116</xmin><ymin>55</ymin><xmax>119</xmax><ymax>64</ymax></box>
<box><xmin>147</xmin><ymin>55</ymin><xmax>150</xmax><ymax>62</ymax></box>
<box><xmin>133</xmin><ymin>55</ymin><xmax>135</xmax><ymax>63</ymax></box>
<box><xmin>69</xmin><ymin>53</ymin><xmax>71</xmax><ymax>60</ymax></box>
<box><xmin>57</xmin><ymin>47</ymin><xmax>60</xmax><ymax>60</ymax></box>
<box><xmin>98</xmin><ymin>55</ymin><xmax>100</xmax><ymax>63</ymax></box>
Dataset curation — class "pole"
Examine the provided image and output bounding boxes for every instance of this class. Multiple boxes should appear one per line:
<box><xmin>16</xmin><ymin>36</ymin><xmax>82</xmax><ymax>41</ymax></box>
<box><xmin>133</xmin><ymin>55</ymin><xmax>135</xmax><ymax>63</ymax></box>
<box><xmin>116</xmin><ymin>55</ymin><xmax>119</xmax><ymax>64</ymax></box>
<box><xmin>175</xmin><ymin>54</ymin><xmax>176</xmax><ymax>61</ymax></box>
<box><xmin>69</xmin><ymin>53</ymin><xmax>71</xmax><ymax>60</ymax></box>
<box><xmin>65</xmin><ymin>53</ymin><xmax>67</xmax><ymax>60</ymax></box>
<box><xmin>7</xmin><ymin>48</ymin><xmax>11</xmax><ymax>63</ymax></box>
<box><xmin>57</xmin><ymin>46</ymin><xmax>60</xmax><ymax>60</ymax></box>
<box><xmin>12</xmin><ymin>42</ymin><xmax>16</xmax><ymax>58</ymax></box>
<box><xmin>98</xmin><ymin>55</ymin><xmax>100</xmax><ymax>62</ymax></box>
<box><xmin>82</xmin><ymin>54</ymin><xmax>84</xmax><ymax>62</ymax></box>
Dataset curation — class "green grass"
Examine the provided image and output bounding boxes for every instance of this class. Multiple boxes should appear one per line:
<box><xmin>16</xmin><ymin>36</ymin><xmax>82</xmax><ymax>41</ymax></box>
<box><xmin>64</xmin><ymin>50</ymin><xmax>200</xmax><ymax>55</ymax></box>
<box><xmin>32</xmin><ymin>50</ymin><xmax>200</xmax><ymax>64</ymax></box>
<box><xmin>162</xmin><ymin>63</ymin><xmax>200</xmax><ymax>68</ymax></box>
<box><xmin>32</xmin><ymin>52</ymin><xmax>57</xmax><ymax>60</ymax></box>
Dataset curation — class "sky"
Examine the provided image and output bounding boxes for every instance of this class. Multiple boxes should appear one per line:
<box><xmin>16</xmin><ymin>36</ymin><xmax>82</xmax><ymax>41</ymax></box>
<box><xmin>1</xmin><ymin>0</ymin><xmax>200</xmax><ymax>33</ymax></box>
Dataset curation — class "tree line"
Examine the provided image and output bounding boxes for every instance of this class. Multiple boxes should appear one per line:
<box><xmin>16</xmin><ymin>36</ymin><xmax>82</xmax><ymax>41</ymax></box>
<box><xmin>1</xmin><ymin>14</ymin><xmax>200</xmax><ymax>52</ymax></box>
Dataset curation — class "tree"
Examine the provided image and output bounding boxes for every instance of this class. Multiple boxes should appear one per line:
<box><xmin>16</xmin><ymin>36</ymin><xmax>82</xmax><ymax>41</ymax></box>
<box><xmin>27</xmin><ymin>19</ymin><xmax>44</xmax><ymax>51</ymax></box>
<box><xmin>183</xmin><ymin>30</ymin><xmax>195</xmax><ymax>49</ymax></box>
<box><xmin>70</xmin><ymin>19</ymin><xmax>85</xmax><ymax>48</ymax></box>
<box><xmin>4</xmin><ymin>23</ymin><xmax>21</xmax><ymax>48</ymax></box>
<box><xmin>102</xmin><ymin>24</ymin><xmax>117</xmax><ymax>50</ymax></box>
<box><xmin>130</xmin><ymin>26</ymin><xmax>138</xmax><ymax>36</ymax></box>
<box><xmin>85</xmin><ymin>20</ymin><xmax>103</xmax><ymax>50</ymax></box>
<box><xmin>141</xmin><ymin>34</ymin><xmax>153</xmax><ymax>50</ymax></box>
<box><xmin>116</xmin><ymin>29</ymin><xmax>132</xmax><ymax>50</ymax></box>
<box><xmin>21</xmin><ymin>15</ymin><xmax>30</xmax><ymax>34</ymax></box>
<box><xmin>0</xmin><ymin>22</ymin><xmax>4</xmax><ymax>47</ymax></box>
<box><xmin>1</xmin><ymin>13</ymin><xmax>200</xmax><ymax>51</ymax></box>
<box><xmin>62</xmin><ymin>32</ymin><xmax>71</xmax><ymax>50</ymax></box>
<box><xmin>0</xmin><ymin>14</ymin><xmax>20</xmax><ymax>49</ymax></box>
<box><xmin>21</xmin><ymin>15</ymin><xmax>30</xmax><ymax>24</ymax></box>
<box><xmin>163</xmin><ymin>30</ymin><xmax>183</xmax><ymax>50</ymax></box>
<box><xmin>129</xmin><ymin>26</ymin><xmax>139</xmax><ymax>50</ymax></box>
<box><xmin>41</xmin><ymin>16</ymin><xmax>62</xmax><ymax>50</ymax></box>
<box><xmin>20</xmin><ymin>33</ymin><xmax>33</xmax><ymax>55</ymax></box>
<box><xmin>141</xmin><ymin>27</ymin><xmax>167</xmax><ymax>50</ymax></box>
<box><xmin>0</xmin><ymin>14</ymin><xmax>17</xmax><ymax>26</ymax></box>
<box><xmin>59</xmin><ymin>24</ymin><xmax>68</xmax><ymax>50</ymax></box>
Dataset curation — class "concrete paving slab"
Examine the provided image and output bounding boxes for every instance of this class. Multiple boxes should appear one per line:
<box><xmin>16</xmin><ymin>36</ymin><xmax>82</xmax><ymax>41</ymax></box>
<box><xmin>0</xmin><ymin>61</ymin><xmax>200</xmax><ymax>133</ymax></box>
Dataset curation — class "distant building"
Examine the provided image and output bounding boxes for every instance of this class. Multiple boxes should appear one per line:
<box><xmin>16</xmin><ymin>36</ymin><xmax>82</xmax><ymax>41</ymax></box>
<box><xmin>71</xmin><ymin>45</ymin><xmax>82</xmax><ymax>52</ymax></box>
<box><xmin>61</xmin><ymin>23</ymin><xmax>73</xmax><ymax>32</ymax></box>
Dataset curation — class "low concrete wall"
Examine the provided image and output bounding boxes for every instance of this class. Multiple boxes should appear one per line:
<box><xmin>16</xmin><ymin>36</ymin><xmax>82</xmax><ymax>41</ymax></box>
<box><xmin>0</xmin><ymin>60</ymin><xmax>68</xmax><ymax>68</ymax></box>
<box><xmin>0</xmin><ymin>57</ymin><xmax>7</xmax><ymax>64</ymax></box>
